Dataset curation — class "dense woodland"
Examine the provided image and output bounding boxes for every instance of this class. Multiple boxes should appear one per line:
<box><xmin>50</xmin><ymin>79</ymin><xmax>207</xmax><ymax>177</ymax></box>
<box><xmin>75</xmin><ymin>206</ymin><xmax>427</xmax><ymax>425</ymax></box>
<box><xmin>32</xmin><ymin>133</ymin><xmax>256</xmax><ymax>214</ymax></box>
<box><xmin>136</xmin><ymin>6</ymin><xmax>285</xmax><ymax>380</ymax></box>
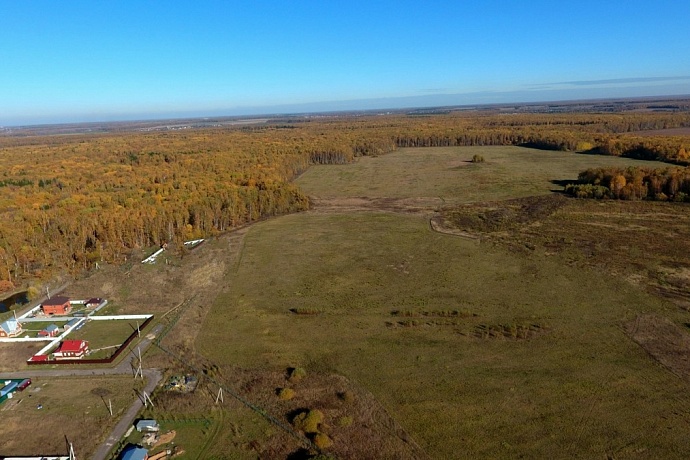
<box><xmin>566</xmin><ymin>165</ymin><xmax>690</xmax><ymax>201</ymax></box>
<box><xmin>1</xmin><ymin>110</ymin><xmax>690</xmax><ymax>287</ymax></box>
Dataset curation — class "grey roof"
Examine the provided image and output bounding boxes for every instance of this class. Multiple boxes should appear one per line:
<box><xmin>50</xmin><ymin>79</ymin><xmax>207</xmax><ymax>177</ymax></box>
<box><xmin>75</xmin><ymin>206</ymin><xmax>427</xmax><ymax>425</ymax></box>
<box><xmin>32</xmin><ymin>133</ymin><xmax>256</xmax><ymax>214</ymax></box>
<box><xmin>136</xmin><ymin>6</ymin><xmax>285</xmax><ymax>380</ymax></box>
<box><xmin>0</xmin><ymin>319</ymin><xmax>20</xmax><ymax>333</ymax></box>
<box><xmin>135</xmin><ymin>419</ymin><xmax>159</xmax><ymax>430</ymax></box>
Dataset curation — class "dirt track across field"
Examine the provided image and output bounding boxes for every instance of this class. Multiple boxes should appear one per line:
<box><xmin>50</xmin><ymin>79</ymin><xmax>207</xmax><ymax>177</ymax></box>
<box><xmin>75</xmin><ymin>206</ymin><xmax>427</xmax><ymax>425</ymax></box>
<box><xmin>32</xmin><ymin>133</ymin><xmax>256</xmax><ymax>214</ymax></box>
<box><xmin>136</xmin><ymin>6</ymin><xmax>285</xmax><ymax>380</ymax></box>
<box><xmin>308</xmin><ymin>196</ymin><xmax>442</xmax><ymax>216</ymax></box>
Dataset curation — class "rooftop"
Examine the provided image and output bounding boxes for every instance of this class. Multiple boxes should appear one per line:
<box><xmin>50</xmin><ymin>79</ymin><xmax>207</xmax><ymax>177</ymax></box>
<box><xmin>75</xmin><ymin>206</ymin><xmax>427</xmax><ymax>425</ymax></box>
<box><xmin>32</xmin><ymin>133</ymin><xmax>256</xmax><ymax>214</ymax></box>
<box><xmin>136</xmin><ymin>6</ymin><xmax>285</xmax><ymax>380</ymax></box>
<box><xmin>42</xmin><ymin>296</ymin><xmax>70</xmax><ymax>306</ymax></box>
<box><xmin>57</xmin><ymin>339</ymin><xmax>88</xmax><ymax>353</ymax></box>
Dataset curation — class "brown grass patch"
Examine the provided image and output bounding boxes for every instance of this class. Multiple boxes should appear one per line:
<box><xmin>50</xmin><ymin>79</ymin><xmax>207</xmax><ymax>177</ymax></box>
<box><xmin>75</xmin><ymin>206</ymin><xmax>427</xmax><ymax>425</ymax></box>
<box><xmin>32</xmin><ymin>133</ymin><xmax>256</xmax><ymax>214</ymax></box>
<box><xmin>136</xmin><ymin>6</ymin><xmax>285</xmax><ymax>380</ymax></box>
<box><xmin>625</xmin><ymin>314</ymin><xmax>690</xmax><ymax>382</ymax></box>
<box><xmin>468</xmin><ymin>322</ymin><xmax>547</xmax><ymax>340</ymax></box>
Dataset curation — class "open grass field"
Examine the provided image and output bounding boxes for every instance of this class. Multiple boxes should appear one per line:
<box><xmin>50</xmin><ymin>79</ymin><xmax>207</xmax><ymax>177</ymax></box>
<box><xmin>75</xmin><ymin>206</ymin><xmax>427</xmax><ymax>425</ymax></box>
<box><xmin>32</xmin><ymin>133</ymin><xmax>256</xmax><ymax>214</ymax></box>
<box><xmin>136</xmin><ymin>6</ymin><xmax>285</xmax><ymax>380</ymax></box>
<box><xmin>296</xmin><ymin>145</ymin><xmax>669</xmax><ymax>204</ymax></box>
<box><xmin>0</xmin><ymin>376</ymin><xmax>143</xmax><ymax>459</ymax></box>
<box><xmin>192</xmin><ymin>146</ymin><xmax>690</xmax><ymax>458</ymax></box>
<box><xmin>198</xmin><ymin>212</ymin><xmax>690</xmax><ymax>458</ymax></box>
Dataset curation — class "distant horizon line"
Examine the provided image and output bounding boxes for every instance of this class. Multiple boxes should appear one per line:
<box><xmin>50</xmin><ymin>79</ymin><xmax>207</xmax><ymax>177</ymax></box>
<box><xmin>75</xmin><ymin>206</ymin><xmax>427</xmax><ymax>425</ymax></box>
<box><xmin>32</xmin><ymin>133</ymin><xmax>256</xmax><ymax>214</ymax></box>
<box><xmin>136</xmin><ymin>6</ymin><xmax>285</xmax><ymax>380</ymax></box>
<box><xmin>3</xmin><ymin>92</ymin><xmax>690</xmax><ymax>129</ymax></box>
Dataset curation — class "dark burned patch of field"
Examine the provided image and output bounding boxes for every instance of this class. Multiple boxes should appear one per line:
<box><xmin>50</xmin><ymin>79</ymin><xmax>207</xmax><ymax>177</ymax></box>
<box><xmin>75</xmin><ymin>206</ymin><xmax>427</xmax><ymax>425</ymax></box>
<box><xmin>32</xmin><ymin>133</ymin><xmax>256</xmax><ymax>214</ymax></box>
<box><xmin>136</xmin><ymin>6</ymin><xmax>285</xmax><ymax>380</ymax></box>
<box><xmin>437</xmin><ymin>195</ymin><xmax>690</xmax><ymax>307</ymax></box>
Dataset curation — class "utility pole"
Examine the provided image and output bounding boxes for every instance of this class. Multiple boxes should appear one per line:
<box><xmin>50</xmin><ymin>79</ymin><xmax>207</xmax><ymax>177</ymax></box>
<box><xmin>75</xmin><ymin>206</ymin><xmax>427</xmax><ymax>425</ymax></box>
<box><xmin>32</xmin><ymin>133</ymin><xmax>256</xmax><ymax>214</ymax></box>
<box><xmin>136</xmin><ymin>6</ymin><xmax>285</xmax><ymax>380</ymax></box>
<box><xmin>134</xmin><ymin>347</ymin><xmax>143</xmax><ymax>379</ymax></box>
<box><xmin>141</xmin><ymin>390</ymin><xmax>154</xmax><ymax>408</ymax></box>
<box><xmin>215</xmin><ymin>387</ymin><xmax>224</xmax><ymax>404</ymax></box>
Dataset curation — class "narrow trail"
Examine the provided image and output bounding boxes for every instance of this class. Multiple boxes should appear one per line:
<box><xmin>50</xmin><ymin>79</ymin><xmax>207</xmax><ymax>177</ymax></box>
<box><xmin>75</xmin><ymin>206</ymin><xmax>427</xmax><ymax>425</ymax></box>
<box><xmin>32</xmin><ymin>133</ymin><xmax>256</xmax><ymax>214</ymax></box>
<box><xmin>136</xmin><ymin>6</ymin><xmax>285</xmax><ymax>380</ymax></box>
<box><xmin>307</xmin><ymin>195</ymin><xmax>441</xmax><ymax>216</ymax></box>
<box><xmin>309</xmin><ymin>195</ymin><xmax>481</xmax><ymax>240</ymax></box>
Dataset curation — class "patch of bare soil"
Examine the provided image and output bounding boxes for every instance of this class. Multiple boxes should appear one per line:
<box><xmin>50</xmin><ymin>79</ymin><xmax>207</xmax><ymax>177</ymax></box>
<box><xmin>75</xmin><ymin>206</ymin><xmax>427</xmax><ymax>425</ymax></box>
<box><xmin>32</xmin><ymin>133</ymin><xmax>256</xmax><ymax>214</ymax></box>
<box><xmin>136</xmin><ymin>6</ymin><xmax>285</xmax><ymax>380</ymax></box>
<box><xmin>0</xmin><ymin>342</ymin><xmax>42</xmax><ymax>372</ymax></box>
<box><xmin>625</xmin><ymin>314</ymin><xmax>690</xmax><ymax>382</ymax></box>
<box><xmin>429</xmin><ymin>217</ymin><xmax>480</xmax><ymax>240</ymax></box>
<box><xmin>154</xmin><ymin>430</ymin><xmax>176</xmax><ymax>447</ymax></box>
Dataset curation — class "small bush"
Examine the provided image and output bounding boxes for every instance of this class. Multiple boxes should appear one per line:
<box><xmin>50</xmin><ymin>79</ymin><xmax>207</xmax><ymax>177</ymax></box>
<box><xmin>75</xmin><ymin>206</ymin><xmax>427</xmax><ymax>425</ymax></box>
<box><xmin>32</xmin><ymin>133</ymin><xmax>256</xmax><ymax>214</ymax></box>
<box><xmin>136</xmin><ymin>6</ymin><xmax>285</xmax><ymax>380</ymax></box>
<box><xmin>471</xmin><ymin>154</ymin><xmax>485</xmax><ymax>163</ymax></box>
<box><xmin>288</xmin><ymin>367</ymin><xmax>307</xmax><ymax>382</ymax></box>
<box><xmin>337</xmin><ymin>416</ymin><xmax>353</xmax><ymax>427</ymax></box>
<box><xmin>26</xmin><ymin>285</ymin><xmax>40</xmax><ymax>300</ymax></box>
<box><xmin>313</xmin><ymin>433</ymin><xmax>333</xmax><ymax>449</ymax></box>
<box><xmin>337</xmin><ymin>390</ymin><xmax>355</xmax><ymax>404</ymax></box>
<box><xmin>277</xmin><ymin>388</ymin><xmax>296</xmax><ymax>400</ymax></box>
<box><xmin>293</xmin><ymin>409</ymin><xmax>324</xmax><ymax>434</ymax></box>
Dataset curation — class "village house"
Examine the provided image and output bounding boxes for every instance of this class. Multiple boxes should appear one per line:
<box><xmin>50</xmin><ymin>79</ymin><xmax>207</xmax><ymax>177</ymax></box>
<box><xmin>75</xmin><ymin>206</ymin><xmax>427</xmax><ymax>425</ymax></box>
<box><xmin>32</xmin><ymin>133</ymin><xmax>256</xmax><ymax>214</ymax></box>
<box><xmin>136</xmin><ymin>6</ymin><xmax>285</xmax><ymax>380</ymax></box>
<box><xmin>38</xmin><ymin>324</ymin><xmax>59</xmax><ymax>337</ymax></box>
<box><xmin>53</xmin><ymin>339</ymin><xmax>89</xmax><ymax>360</ymax></box>
<box><xmin>0</xmin><ymin>318</ymin><xmax>22</xmax><ymax>338</ymax></box>
<box><xmin>85</xmin><ymin>297</ymin><xmax>103</xmax><ymax>308</ymax></box>
<box><xmin>63</xmin><ymin>318</ymin><xmax>82</xmax><ymax>331</ymax></box>
<box><xmin>42</xmin><ymin>296</ymin><xmax>71</xmax><ymax>315</ymax></box>
<box><xmin>135</xmin><ymin>419</ymin><xmax>160</xmax><ymax>432</ymax></box>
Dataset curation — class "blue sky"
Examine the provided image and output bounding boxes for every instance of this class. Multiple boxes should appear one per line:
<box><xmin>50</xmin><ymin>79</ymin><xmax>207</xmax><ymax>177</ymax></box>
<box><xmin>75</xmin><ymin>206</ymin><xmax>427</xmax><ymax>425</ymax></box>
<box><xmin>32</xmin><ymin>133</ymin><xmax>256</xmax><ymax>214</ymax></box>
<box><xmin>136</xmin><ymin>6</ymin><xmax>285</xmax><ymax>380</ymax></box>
<box><xmin>1</xmin><ymin>1</ymin><xmax>690</xmax><ymax>125</ymax></box>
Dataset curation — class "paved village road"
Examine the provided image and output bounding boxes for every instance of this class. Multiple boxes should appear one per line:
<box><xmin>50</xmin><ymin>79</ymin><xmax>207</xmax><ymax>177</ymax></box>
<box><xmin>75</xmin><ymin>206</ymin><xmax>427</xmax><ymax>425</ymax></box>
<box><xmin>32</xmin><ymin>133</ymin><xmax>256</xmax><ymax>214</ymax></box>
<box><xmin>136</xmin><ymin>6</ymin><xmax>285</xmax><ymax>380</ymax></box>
<box><xmin>0</xmin><ymin>324</ymin><xmax>165</xmax><ymax>460</ymax></box>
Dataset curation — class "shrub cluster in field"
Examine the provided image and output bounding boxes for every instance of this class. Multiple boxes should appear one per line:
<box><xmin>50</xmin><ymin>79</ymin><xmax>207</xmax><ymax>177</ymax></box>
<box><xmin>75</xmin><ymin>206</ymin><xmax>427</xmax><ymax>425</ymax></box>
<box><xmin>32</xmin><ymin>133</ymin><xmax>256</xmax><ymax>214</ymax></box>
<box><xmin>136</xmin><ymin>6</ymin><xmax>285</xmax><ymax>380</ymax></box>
<box><xmin>292</xmin><ymin>409</ymin><xmax>334</xmax><ymax>449</ymax></box>
<box><xmin>277</xmin><ymin>388</ymin><xmax>296</xmax><ymax>400</ymax></box>
<box><xmin>277</xmin><ymin>367</ymin><xmax>362</xmax><ymax>453</ymax></box>
<box><xmin>288</xmin><ymin>367</ymin><xmax>307</xmax><ymax>383</ymax></box>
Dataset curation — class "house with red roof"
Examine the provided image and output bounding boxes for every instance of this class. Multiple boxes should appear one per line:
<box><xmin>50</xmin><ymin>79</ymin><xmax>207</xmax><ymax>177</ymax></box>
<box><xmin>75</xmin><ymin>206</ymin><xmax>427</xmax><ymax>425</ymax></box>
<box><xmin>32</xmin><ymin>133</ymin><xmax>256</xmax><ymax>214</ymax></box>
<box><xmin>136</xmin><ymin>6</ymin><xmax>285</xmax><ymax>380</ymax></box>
<box><xmin>53</xmin><ymin>339</ymin><xmax>89</xmax><ymax>360</ymax></box>
<box><xmin>42</xmin><ymin>296</ymin><xmax>71</xmax><ymax>315</ymax></box>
